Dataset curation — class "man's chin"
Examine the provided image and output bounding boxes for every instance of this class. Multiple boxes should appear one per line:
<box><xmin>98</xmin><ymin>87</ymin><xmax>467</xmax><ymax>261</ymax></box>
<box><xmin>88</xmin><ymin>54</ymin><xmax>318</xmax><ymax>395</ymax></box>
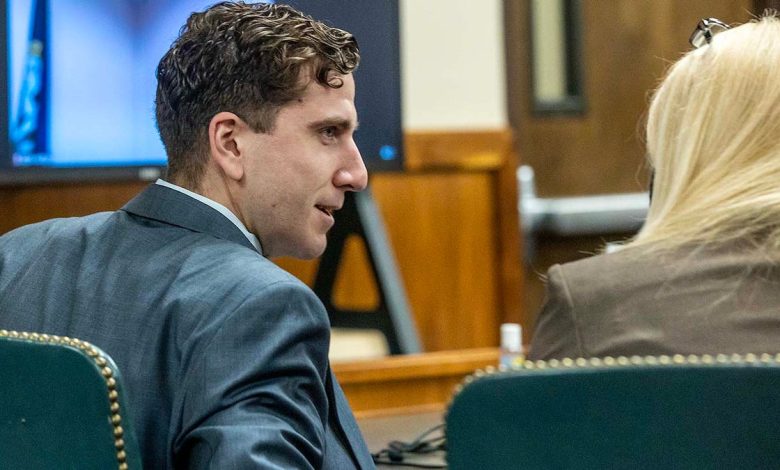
<box><xmin>293</xmin><ymin>240</ymin><xmax>328</xmax><ymax>260</ymax></box>
<box><xmin>268</xmin><ymin>233</ymin><xmax>328</xmax><ymax>260</ymax></box>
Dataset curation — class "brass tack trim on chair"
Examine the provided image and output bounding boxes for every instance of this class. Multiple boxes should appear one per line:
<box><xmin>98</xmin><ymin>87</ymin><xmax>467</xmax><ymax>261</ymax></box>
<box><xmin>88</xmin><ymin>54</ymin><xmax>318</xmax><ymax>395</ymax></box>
<box><xmin>447</xmin><ymin>352</ymin><xmax>780</xmax><ymax>420</ymax></box>
<box><xmin>0</xmin><ymin>329</ymin><xmax>130</xmax><ymax>470</ymax></box>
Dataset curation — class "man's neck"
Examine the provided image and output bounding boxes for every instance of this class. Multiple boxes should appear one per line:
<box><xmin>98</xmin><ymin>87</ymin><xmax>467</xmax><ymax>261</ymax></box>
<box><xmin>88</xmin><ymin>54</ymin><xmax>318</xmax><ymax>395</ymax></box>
<box><xmin>155</xmin><ymin>179</ymin><xmax>262</xmax><ymax>254</ymax></box>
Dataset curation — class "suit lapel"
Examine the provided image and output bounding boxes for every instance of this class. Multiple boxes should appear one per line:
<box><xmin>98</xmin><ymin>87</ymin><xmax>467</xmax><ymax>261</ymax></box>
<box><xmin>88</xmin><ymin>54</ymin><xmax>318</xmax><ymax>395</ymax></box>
<box><xmin>121</xmin><ymin>184</ymin><xmax>259</xmax><ymax>254</ymax></box>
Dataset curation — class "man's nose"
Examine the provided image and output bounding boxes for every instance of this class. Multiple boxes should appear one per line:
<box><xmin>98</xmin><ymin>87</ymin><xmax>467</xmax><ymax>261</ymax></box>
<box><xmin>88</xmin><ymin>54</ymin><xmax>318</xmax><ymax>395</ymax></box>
<box><xmin>336</xmin><ymin>139</ymin><xmax>368</xmax><ymax>191</ymax></box>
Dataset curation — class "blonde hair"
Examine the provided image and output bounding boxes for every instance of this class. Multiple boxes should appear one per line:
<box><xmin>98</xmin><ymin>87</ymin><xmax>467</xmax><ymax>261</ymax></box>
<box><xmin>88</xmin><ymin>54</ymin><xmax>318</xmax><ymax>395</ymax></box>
<box><xmin>629</xmin><ymin>15</ymin><xmax>780</xmax><ymax>254</ymax></box>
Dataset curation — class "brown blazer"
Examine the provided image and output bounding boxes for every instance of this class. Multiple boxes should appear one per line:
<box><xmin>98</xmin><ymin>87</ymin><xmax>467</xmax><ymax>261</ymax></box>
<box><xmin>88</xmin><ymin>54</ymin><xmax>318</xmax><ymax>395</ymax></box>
<box><xmin>529</xmin><ymin>244</ymin><xmax>780</xmax><ymax>360</ymax></box>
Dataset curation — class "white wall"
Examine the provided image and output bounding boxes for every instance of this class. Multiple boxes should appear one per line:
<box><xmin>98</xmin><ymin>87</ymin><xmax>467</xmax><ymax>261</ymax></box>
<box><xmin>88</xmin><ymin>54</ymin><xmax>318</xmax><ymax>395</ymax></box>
<box><xmin>400</xmin><ymin>0</ymin><xmax>507</xmax><ymax>130</ymax></box>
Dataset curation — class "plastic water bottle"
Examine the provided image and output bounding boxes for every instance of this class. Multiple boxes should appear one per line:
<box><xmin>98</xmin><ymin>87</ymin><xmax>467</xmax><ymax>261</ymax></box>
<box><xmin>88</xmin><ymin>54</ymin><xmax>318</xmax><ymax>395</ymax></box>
<box><xmin>500</xmin><ymin>323</ymin><xmax>524</xmax><ymax>368</ymax></box>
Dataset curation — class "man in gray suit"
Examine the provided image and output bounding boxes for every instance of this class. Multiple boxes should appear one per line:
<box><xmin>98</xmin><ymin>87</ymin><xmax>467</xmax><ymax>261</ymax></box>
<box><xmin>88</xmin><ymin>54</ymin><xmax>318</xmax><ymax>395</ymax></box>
<box><xmin>0</xmin><ymin>2</ymin><xmax>374</xmax><ymax>468</ymax></box>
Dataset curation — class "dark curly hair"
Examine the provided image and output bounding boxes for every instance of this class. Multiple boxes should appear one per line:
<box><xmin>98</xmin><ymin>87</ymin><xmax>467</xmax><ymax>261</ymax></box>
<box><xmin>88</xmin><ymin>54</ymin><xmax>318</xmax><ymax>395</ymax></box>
<box><xmin>155</xmin><ymin>1</ymin><xmax>360</xmax><ymax>188</ymax></box>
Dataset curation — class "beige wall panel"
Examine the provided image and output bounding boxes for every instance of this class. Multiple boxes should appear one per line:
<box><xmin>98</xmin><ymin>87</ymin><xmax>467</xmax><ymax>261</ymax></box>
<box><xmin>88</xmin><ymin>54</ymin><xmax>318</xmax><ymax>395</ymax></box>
<box><xmin>400</xmin><ymin>0</ymin><xmax>507</xmax><ymax>130</ymax></box>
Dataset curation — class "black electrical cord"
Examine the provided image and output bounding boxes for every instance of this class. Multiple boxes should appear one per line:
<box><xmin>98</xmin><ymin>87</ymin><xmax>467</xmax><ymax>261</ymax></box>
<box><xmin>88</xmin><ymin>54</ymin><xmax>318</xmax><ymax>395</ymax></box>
<box><xmin>371</xmin><ymin>423</ymin><xmax>447</xmax><ymax>468</ymax></box>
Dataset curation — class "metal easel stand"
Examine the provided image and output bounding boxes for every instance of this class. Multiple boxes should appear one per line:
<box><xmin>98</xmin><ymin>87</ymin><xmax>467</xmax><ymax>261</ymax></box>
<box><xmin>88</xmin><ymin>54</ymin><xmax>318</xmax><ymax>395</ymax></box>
<box><xmin>314</xmin><ymin>187</ymin><xmax>422</xmax><ymax>355</ymax></box>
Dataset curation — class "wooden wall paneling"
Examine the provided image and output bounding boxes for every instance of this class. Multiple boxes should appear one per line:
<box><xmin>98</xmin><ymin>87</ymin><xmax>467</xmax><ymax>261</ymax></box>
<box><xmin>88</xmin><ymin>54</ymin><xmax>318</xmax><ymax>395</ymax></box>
<box><xmin>505</xmin><ymin>0</ymin><xmax>755</xmax><ymax>330</ymax></box>
<box><xmin>371</xmin><ymin>170</ymin><xmax>501</xmax><ymax>351</ymax></box>
<box><xmin>403</xmin><ymin>130</ymin><xmax>524</xmax><ymax>328</ymax></box>
<box><xmin>755</xmin><ymin>0</ymin><xmax>780</xmax><ymax>12</ymax></box>
<box><xmin>0</xmin><ymin>182</ymin><xmax>147</xmax><ymax>234</ymax></box>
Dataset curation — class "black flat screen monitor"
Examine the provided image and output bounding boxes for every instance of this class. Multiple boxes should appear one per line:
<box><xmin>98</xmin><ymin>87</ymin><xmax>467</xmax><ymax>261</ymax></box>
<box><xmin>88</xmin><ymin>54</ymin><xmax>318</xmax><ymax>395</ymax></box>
<box><xmin>0</xmin><ymin>0</ymin><xmax>403</xmax><ymax>185</ymax></box>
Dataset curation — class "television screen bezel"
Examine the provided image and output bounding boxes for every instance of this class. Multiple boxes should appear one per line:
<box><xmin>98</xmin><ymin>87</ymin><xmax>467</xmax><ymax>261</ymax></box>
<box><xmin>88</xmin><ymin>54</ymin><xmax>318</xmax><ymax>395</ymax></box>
<box><xmin>0</xmin><ymin>0</ymin><xmax>404</xmax><ymax>187</ymax></box>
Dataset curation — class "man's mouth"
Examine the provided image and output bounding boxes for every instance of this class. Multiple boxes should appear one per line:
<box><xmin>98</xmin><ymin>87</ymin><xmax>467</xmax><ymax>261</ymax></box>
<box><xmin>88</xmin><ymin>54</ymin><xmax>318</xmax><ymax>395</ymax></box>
<box><xmin>315</xmin><ymin>205</ymin><xmax>335</xmax><ymax>217</ymax></box>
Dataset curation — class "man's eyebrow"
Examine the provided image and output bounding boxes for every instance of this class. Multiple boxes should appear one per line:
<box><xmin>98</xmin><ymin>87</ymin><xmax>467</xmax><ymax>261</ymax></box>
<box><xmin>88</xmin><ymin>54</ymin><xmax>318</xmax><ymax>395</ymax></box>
<box><xmin>308</xmin><ymin>117</ymin><xmax>359</xmax><ymax>131</ymax></box>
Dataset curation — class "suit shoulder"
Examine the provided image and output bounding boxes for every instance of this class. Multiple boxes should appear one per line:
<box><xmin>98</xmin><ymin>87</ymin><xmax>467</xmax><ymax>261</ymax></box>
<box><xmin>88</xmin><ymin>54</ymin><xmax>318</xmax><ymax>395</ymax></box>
<box><xmin>548</xmin><ymin>247</ymin><xmax>665</xmax><ymax>305</ymax></box>
<box><xmin>554</xmin><ymin>247</ymin><xmax>646</xmax><ymax>283</ymax></box>
<box><xmin>4</xmin><ymin>211</ymin><xmax>113</xmax><ymax>232</ymax></box>
<box><xmin>0</xmin><ymin>212</ymin><xmax>114</xmax><ymax>246</ymax></box>
<box><xmin>200</xmin><ymin>245</ymin><xmax>306</xmax><ymax>285</ymax></box>
<box><xmin>188</xmin><ymin>247</ymin><xmax>319</xmax><ymax>307</ymax></box>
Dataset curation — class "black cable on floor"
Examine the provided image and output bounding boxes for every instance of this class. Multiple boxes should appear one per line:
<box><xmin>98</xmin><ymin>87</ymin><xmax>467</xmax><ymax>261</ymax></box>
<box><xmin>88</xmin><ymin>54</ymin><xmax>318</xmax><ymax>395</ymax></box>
<box><xmin>371</xmin><ymin>423</ymin><xmax>447</xmax><ymax>468</ymax></box>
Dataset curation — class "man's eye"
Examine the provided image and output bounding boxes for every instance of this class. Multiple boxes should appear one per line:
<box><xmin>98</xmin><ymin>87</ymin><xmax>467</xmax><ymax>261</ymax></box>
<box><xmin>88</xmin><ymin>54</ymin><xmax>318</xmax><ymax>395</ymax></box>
<box><xmin>321</xmin><ymin>127</ymin><xmax>337</xmax><ymax>139</ymax></box>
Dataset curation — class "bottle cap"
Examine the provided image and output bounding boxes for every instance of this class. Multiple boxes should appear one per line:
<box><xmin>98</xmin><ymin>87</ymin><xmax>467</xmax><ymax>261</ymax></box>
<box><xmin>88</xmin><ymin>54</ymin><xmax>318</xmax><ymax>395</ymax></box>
<box><xmin>500</xmin><ymin>323</ymin><xmax>522</xmax><ymax>352</ymax></box>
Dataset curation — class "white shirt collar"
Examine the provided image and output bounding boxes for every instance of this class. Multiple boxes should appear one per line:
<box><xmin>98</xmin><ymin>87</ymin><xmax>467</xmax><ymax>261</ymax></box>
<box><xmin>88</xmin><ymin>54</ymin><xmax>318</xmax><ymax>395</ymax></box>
<box><xmin>155</xmin><ymin>179</ymin><xmax>263</xmax><ymax>254</ymax></box>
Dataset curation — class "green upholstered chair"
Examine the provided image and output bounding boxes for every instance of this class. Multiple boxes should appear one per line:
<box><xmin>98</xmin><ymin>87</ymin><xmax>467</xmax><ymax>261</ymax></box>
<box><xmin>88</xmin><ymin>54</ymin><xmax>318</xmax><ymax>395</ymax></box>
<box><xmin>446</xmin><ymin>353</ymin><xmax>780</xmax><ymax>470</ymax></box>
<box><xmin>0</xmin><ymin>330</ymin><xmax>141</xmax><ymax>470</ymax></box>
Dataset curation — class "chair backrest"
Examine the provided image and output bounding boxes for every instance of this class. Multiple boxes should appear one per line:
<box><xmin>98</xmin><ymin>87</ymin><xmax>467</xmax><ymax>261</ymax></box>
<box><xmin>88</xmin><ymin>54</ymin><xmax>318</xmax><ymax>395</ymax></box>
<box><xmin>0</xmin><ymin>330</ymin><xmax>141</xmax><ymax>470</ymax></box>
<box><xmin>446</xmin><ymin>354</ymin><xmax>780</xmax><ymax>470</ymax></box>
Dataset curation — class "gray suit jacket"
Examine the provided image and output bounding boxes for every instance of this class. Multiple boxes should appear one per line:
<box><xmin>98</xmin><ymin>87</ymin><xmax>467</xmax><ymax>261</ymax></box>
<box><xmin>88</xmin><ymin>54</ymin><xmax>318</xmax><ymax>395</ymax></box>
<box><xmin>0</xmin><ymin>184</ymin><xmax>374</xmax><ymax>469</ymax></box>
<box><xmin>529</xmin><ymin>244</ymin><xmax>780</xmax><ymax>360</ymax></box>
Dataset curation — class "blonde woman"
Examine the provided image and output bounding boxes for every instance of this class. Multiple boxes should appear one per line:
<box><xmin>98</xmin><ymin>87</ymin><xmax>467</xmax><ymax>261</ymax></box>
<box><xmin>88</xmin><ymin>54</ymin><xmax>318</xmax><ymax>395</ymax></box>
<box><xmin>530</xmin><ymin>15</ymin><xmax>780</xmax><ymax>360</ymax></box>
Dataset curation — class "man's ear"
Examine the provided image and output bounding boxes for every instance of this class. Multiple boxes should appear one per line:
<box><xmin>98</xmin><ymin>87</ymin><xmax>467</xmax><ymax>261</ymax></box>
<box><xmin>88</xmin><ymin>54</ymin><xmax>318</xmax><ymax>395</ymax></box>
<box><xmin>208</xmin><ymin>111</ymin><xmax>246</xmax><ymax>181</ymax></box>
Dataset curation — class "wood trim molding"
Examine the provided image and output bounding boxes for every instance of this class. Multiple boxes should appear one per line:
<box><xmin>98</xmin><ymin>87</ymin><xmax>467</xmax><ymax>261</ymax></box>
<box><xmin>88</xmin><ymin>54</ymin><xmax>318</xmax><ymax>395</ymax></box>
<box><xmin>403</xmin><ymin>129</ymin><xmax>514</xmax><ymax>172</ymax></box>
<box><xmin>334</xmin><ymin>347</ymin><xmax>500</xmax><ymax>382</ymax></box>
<box><xmin>333</xmin><ymin>348</ymin><xmax>500</xmax><ymax>416</ymax></box>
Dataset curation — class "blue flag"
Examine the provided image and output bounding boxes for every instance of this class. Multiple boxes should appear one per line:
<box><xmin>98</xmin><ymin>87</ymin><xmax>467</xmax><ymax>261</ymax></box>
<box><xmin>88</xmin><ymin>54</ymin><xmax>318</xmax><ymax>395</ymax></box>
<box><xmin>12</xmin><ymin>0</ymin><xmax>49</xmax><ymax>158</ymax></box>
